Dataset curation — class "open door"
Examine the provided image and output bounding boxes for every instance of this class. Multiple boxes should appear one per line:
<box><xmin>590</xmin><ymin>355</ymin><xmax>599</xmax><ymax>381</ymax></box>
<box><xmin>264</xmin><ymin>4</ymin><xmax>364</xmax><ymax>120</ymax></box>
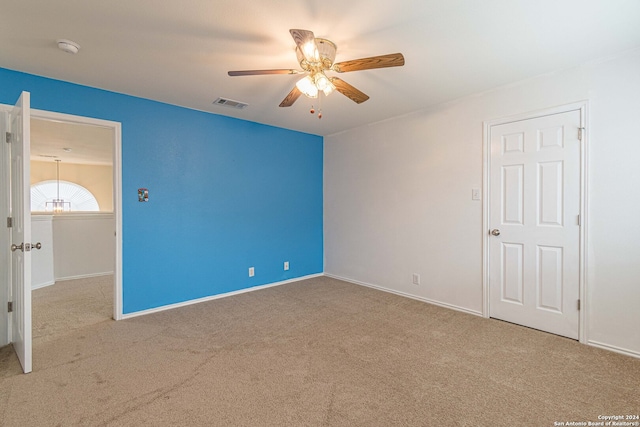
<box><xmin>9</xmin><ymin>91</ymin><xmax>32</xmax><ymax>373</ymax></box>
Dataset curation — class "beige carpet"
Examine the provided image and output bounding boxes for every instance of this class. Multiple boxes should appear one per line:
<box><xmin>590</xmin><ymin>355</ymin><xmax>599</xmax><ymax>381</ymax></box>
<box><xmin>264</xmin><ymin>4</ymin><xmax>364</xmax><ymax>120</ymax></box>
<box><xmin>0</xmin><ymin>275</ymin><xmax>638</xmax><ymax>426</ymax></box>
<box><xmin>31</xmin><ymin>275</ymin><xmax>114</xmax><ymax>345</ymax></box>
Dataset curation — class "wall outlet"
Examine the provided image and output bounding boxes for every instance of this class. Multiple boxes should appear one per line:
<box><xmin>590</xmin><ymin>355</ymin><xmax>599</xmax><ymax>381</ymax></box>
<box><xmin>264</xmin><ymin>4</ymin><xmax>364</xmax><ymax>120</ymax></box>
<box><xmin>248</xmin><ymin>267</ymin><xmax>255</xmax><ymax>277</ymax></box>
<box><xmin>412</xmin><ymin>273</ymin><xmax>420</xmax><ymax>285</ymax></box>
<box><xmin>284</xmin><ymin>261</ymin><xmax>289</xmax><ymax>271</ymax></box>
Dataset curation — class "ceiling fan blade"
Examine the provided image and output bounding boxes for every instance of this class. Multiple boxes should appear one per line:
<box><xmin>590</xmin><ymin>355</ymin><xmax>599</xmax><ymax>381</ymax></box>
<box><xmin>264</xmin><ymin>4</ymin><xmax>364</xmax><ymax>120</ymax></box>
<box><xmin>279</xmin><ymin>86</ymin><xmax>302</xmax><ymax>107</ymax></box>
<box><xmin>332</xmin><ymin>53</ymin><xmax>405</xmax><ymax>73</ymax></box>
<box><xmin>290</xmin><ymin>29</ymin><xmax>319</xmax><ymax>62</ymax></box>
<box><xmin>228</xmin><ymin>69</ymin><xmax>301</xmax><ymax>76</ymax></box>
<box><xmin>331</xmin><ymin>78</ymin><xmax>370</xmax><ymax>104</ymax></box>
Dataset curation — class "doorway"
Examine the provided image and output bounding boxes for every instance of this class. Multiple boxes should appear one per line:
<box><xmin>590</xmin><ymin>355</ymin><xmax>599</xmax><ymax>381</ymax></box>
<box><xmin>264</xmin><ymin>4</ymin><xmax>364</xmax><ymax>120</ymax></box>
<box><xmin>29</xmin><ymin>109</ymin><xmax>123</xmax><ymax>321</ymax></box>
<box><xmin>483</xmin><ymin>102</ymin><xmax>588</xmax><ymax>342</ymax></box>
<box><xmin>29</xmin><ymin>114</ymin><xmax>120</xmax><ymax>344</ymax></box>
<box><xmin>1</xmin><ymin>102</ymin><xmax>122</xmax><ymax>371</ymax></box>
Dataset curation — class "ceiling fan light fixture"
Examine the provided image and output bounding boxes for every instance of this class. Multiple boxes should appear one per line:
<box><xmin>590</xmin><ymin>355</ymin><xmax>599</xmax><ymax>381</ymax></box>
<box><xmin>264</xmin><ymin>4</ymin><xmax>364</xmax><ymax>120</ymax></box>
<box><xmin>296</xmin><ymin>75</ymin><xmax>318</xmax><ymax>98</ymax></box>
<box><xmin>314</xmin><ymin>73</ymin><xmax>330</xmax><ymax>91</ymax></box>
<box><xmin>302</xmin><ymin>41</ymin><xmax>319</xmax><ymax>62</ymax></box>
<box><xmin>314</xmin><ymin>72</ymin><xmax>335</xmax><ymax>95</ymax></box>
<box><xmin>322</xmin><ymin>80</ymin><xmax>336</xmax><ymax>96</ymax></box>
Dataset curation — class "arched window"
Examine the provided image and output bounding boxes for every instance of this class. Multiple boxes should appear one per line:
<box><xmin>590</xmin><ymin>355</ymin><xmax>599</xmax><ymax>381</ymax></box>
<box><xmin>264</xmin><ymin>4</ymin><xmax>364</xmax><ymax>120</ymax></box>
<box><xmin>31</xmin><ymin>180</ymin><xmax>100</xmax><ymax>212</ymax></box>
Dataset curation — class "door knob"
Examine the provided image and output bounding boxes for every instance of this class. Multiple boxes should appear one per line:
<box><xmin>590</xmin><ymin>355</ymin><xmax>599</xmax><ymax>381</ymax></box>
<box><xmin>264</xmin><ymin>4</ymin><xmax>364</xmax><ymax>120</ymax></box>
<box><xmin>490</xmin><ymin>229</ymin><xmax>501</xmax><ymax>236</ymax></box>
<box><xmin>9</xmin><ymin>242</ymin><xmax>40</xmax><ymax>252</ymax></box>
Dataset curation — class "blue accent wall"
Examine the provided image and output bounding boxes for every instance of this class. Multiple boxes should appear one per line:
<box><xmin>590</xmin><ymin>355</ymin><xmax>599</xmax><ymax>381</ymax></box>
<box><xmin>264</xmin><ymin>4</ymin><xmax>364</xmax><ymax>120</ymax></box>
<box><xmin>0</xmin><ymin>67</ymin><xmax>323</xmax><ymax>314</ymax></box>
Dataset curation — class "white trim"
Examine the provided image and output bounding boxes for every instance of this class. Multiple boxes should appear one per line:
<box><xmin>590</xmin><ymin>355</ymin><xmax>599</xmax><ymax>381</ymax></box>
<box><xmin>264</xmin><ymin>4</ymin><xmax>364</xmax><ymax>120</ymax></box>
<box><xmin>33</xmin><ymin>272</ymin><xmax>114</xmax><ymax>289</ymax></box>
<box><xmin>578</xmin><ymin>105</ymin><xmax>589</xmax><ymax>344</ymax></box>
<box><xmin>325</xmin><ymin>273</ymin><xmax>483</xmax><ymax>317</ymax></box>
<box><xmin>0</xmin><ymin>109</ymin><xmax>11</xmax><ymax>346</ymax></box>
<box><xmin>482</xmin><ymin>101</ymin><xmax>589</xmax><ymax>343</ymax></box>
<box><xmin>587</xmin><ymin>340</ymin><xmax>640</xmax><ymax>360</ymax></box>
<box><xmin>482</xmin><ymin>120</ymin><xmax>490</xmax><ymax>318</ymax></box>
<box><xmin>55</xmin><ymin>271</ymin><xmax>114</xmax><ymax>282</ymax></box>
<box><xmin>113</xmin><ymin>122</ymin><xmax>123</xmax><ymax>321</ymax></box>
<box><xmin>483</xmin><ymin>101</ymin><xmax>589</xmax><ymax>127</ymax></box>
<box><xmin>29</xmin><ymin>108</ymin><xmax>123</xmax><ymax>321</ymax></box>
<box><xmin>121</xmin><ymin>273</ymin><xmax>324</xmax><ymax>320</ymax></box>
<box><xmin>45</xmin><ymin>212</ymin><xmax>115</xmax><ymax>221</ymax></box>
<box><xmin>32</xmin><ymin>280</ymin><xmax>55</xmax><ymax>290</ymax></box>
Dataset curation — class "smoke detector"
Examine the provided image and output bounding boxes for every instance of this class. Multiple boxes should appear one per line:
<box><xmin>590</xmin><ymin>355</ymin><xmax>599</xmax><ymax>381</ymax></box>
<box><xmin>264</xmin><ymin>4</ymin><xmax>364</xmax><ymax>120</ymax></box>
<box><xmin>57</xmin><ymin>39</ymin><xmax>80</xmax><ymax>54</ymax></box>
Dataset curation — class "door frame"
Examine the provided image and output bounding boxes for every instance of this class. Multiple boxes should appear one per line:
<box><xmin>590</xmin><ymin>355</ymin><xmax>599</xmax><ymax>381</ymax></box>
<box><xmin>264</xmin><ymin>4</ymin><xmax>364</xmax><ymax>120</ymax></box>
<box><xmin>482</xmin><ymin>101</ymin><xmax>589</xmax><ymax>344</ymax></box>
<box><xmin>0</xmin><ymin>104</ymin><xmax>123</xmax><ymax>322</ymax></box>
<box><xmin>1</xmin><ymin>110</ymin><xmax>10</xmax><ymax>346</ymax></box>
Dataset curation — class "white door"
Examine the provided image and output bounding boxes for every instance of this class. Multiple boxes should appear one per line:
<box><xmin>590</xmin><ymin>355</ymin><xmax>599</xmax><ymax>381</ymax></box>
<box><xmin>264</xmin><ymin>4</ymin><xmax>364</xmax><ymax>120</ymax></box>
<box><xmin>489</xmin><ymin>109</ymin><xmax>581</xmax><ymax>340</ymax></box>
<box><xmin>9</xmin><ymin>91</ymin><xmax>32</xmax><ymax>373</ymax></box>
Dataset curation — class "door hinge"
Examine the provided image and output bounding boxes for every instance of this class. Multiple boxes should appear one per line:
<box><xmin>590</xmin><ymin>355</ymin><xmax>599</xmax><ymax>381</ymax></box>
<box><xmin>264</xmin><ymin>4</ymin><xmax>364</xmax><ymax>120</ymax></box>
<box><xmin>578</xmin><ymin>127</ymin><xmax>585</xmax><ymax>141</ymax></box>
<box><xmin>7</xmin><ymin>301</ymin><xmax>13</xmax><ymax>313</ymax></box>
<box><xmin>6</xmin><ymin>217</ymin><xmax>12</xmax><ymax>228</ymax></box>
<box><xmin>577</xmin><ymin>299</ymin><xmax>581</xmax><ymax>311</ymax></box>
<box><xmin>5</xmin><ymin>132</ymin><xmax>11</xmax><ymax>143</ymax></box>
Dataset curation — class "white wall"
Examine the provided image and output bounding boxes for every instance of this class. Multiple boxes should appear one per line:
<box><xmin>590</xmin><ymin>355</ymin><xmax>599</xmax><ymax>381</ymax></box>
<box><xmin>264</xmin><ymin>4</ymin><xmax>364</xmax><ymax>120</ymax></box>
<box><xmin>325</xmin><ymin>49</ymin><xmax>640</xmax><ymax>357</ymax></box>
<box><xmin>52</xmin><ymin>213</ymin><xmax>115</xmax><ymax>281</ymax></box>
<box><xmin>31</xmin><ymin>215</ymin><xmax>55</xmax><ymax>289</ymax></box>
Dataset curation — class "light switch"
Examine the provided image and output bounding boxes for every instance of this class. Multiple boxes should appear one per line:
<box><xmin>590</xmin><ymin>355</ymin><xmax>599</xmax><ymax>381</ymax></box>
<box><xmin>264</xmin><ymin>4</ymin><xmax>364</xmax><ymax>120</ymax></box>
<box><xmin>138</xmin><ymin>188</ymin><xmax>149</xmax><ymax>202</ymax></box>
<box><xmin>472</xmin><ymin>188</ymin><xmax>481</xmax><ymax>201</ymax></box>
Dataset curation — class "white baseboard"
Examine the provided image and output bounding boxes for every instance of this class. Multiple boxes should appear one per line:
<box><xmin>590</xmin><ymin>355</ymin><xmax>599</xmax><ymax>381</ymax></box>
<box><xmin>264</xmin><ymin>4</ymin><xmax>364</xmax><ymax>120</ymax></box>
<box><xmin>121</xmin><ymin>273</ymin><xmax>324</xmax><ymax>320</ymax></box>
<box><xmin>56</xmin><ymin>271</ymin><xmax>114</xmax><ymax>282</ymax></box>
<box><xmin>325</xmin><ymin>273</ymin><xmax>483</xmax><ymax>317</ymax></box>
<box><xmin>587</xmin><ymin>340</ymin><xmax>640</xmax><ymax>359</ymax></box>
<box><xmin>32</xmin><ymin>280</ymin><xmax>56</xmax><ymax>290</ymax></box>
<box><xmin>118</xmin><ymin>271</ymin><xmax>640</xmax><ymax>360</ymax></box>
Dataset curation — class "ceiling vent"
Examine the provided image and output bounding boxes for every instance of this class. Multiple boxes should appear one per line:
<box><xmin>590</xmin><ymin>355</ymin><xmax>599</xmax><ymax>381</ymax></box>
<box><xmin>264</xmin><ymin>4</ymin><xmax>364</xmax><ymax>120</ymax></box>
<box><xmin>213</xmin><ymin>98</ymin><xmax>248</xmax><ymax>110</ymax></box>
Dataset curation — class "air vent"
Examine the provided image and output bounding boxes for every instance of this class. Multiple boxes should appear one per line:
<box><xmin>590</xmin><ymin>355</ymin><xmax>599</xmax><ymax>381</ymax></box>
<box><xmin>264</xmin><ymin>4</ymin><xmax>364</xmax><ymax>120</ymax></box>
<box><xmin>39</xmin><ymin>154</ymin><xmax>59</xmax><ymax>158</ymax></box>
<box><xmin>213</xmin><ymin>98</ymin><xmax>248</xmax><ymax>110</ymax></box>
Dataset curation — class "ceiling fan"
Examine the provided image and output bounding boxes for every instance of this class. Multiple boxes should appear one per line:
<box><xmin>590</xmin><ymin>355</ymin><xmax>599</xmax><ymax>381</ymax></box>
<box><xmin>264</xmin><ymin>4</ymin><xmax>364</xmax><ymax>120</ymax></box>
<box><xmin>228</xmin><ymin>29</ymin><xmax>405</xmax><ymax>111</ymax></box>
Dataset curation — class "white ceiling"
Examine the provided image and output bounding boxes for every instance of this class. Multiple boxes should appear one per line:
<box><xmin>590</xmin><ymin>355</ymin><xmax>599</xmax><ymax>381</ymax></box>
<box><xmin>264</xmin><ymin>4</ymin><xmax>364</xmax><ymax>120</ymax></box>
<box><xmin>30</xmin><ymin>118</ymin><xmax>113</xmax><ymax>166</ymax></box>
<box><xmin>1</xmin><ymin>0</ymin><xmax>640</xmax><ymax>138</ymax></box>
